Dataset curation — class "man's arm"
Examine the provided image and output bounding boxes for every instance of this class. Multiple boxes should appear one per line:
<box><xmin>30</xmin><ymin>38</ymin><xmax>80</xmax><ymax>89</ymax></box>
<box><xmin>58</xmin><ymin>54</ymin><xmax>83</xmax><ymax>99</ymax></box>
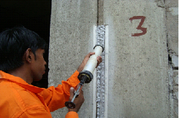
<box><xmin>39</xmin><ymin>52</ymin><xmax>102</xmax><ymax>113</ymax></box>
<box><xmin>65</xmin><ymin>87</ymin><xmax>84</xmax><ymax>118</ymax></box>
<box><xmin>39</xmin><ymin>70</ymin><xmax>80</xmax><ymax>111</ymax></box>
<box><xmin>18</xmin><ymin>106</ymin><xmax>52</xmax><ymax>118</ymax></box>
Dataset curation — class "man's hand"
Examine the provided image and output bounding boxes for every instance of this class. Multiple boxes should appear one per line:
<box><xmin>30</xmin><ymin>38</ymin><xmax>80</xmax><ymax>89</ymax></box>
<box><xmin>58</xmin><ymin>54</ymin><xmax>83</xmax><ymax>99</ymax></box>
<box><xmin>68</xmin><ymin>87</ymin><xmax>84</xmax><ymax>112</ymax></box>
<box><xmin>77</xmin><ymin>52</ymin><xmax>102</xmax><ymax>72</ymax></box>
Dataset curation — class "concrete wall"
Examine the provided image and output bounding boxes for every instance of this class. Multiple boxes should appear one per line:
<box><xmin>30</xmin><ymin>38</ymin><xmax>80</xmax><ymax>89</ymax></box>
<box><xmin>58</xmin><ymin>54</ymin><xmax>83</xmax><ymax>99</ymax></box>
<box><xmin>49</xmin><ymin>0</ymin><xmax>177</xmax><ymax>118</ymax></box>
<box><xmin>48</xmin><ymin>0</ymin><xmax>97</xmax><ymax>117</ymax></box>
<box><xmin>103</xmin><ymin>0</ymin><xmax>169</xmax><ymax>117</ymax></box>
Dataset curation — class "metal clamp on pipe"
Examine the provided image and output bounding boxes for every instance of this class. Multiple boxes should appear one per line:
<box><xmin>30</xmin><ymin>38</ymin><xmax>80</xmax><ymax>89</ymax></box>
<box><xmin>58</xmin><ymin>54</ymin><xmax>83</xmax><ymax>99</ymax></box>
<box><xmin>65</xmin><ymin>44</ymin><xmax>104</xmax><ymax>109</ymax></box>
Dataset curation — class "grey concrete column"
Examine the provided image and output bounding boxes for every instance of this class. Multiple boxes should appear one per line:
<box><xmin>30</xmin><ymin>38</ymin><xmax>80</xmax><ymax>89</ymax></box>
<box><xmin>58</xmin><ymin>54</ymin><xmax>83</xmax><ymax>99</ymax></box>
<box><xmin>48</xmin><ymin>0</ymin><xmax>97</xmax><ymax>117</ymax></box>
<box><xmin>103</xmin><ymin>0</ymin><xmax>169</xmax><ymax>118</ymax></box>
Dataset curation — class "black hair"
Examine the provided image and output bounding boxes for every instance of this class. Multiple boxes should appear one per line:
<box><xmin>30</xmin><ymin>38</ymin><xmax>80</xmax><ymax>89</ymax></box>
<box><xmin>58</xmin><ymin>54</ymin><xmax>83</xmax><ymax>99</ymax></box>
<box><xmin>0</xmin><ymin>26</ymin><xmax>47</xmax><ymax>72</ymax></box>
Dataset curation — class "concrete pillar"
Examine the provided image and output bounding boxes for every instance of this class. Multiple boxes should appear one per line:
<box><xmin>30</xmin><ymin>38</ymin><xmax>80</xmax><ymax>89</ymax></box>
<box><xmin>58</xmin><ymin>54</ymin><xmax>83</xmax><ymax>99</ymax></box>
<box><xmin>103</xmin><ymin>0</ymin><xmax>169</xmax><ymax>117</ymax></box>
<box><xmin>49</xmin><ymin>0</ymin><xmax>170</xmax><ymax>118</ymax></box>
<box><xmin>48</xmin><ymin>0</ymin><xmax>97</xmax><ymax>117</ymax></box>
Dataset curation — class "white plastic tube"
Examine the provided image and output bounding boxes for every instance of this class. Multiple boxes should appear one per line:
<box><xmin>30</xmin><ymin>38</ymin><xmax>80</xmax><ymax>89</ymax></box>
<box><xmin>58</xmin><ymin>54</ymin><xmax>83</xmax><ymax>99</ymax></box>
<box><xmin>83</xmin><ymin>45</ymin><xmax>103</xmax><ymax>73</ymax></box>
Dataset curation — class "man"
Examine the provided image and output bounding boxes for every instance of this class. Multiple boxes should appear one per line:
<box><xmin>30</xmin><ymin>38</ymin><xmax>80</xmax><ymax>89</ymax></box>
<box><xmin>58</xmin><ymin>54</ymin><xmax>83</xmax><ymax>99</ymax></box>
<box><xmin>0</xmin><ymin>26</ymin><xmax>102</xmax><ymax>118</ymax></box>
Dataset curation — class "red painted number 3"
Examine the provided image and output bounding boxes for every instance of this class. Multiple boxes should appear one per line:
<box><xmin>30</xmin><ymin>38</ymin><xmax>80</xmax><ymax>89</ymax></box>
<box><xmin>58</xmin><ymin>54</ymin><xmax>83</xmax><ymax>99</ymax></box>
<box><xmin>129</xmin><ymin>16</ymin><xmax>147</xmax><ymax>37</ymax></box>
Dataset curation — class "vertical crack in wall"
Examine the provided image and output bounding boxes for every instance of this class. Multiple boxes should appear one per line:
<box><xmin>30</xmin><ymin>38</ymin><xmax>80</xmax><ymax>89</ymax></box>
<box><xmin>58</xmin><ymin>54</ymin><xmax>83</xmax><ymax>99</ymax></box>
<box><xmin>96</xmin><ymin>25</ymin><xmax>105</xmax><ymax>118</ymax></box>
<box><xmin>97</xmin><ymin>0</ymin><xmax>104</xmax><ymax>25</ymax></box>
<box><xmin>96</xmin><ymin>0</ymin><xmax>105</xmax><ymax>117</ymax></box>
<box><xmin>97</xmin><ymin>0</ymin><xmax>99</xmax><ymax>25</ymax></box>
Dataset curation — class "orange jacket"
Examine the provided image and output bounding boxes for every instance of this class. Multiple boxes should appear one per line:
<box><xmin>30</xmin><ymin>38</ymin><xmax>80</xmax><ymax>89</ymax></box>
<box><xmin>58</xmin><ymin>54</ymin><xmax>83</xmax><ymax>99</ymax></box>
<box><xmin>0</xmin><ymin>70</ymin><xmax>80</xmax><ymax>118</ymax></box>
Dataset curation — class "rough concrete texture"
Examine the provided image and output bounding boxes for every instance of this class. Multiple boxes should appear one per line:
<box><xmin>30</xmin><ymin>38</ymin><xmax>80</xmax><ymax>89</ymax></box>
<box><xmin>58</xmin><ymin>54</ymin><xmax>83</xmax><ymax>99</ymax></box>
<box><xmin>165</xmin><ymin>0</ymin><xmax>178</xmax><ymax>117</ymax></box>
<box><xmin>171</xmin><ymin>55</ymin><xmax>178</xmax><ymax>68</ymax></box>
<box><xmin>166</xmin><ymin>8</ymin><xmax>178</xmax><ymax>55</ymax></box>
<box><xmin>165</xmin><ymin>0</ymin><xmax>178</xmax><ymax>7</ymax></box>
<box><xmin>103</xmin><ymin>0</ymin><xmax>169</xmax><ymax>118</ymax></box>
<box><xmin>48</xmin><ymin>0</ymin><xmax>97</xmax><ymax>117</ymax></box>
<box><xmin>168</xmin><ymin>65</ymin><xmax>178</xmax><ymax>118</ymax></box>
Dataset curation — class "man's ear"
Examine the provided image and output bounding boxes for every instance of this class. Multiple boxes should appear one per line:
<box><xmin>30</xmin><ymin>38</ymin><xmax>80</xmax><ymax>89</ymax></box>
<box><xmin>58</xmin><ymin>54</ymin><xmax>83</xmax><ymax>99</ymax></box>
<box><xmin>24</xmin><ymin>48</ymin><xmax>34</xmax><ymax>63</ymax></box>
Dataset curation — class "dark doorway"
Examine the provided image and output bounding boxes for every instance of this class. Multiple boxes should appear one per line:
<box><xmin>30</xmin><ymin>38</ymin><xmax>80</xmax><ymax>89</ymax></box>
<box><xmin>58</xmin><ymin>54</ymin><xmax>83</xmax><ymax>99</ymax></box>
<box><xmin>0</xmin><ymin>0</ymin><xmax>51</xmax><ymax>88</ymax></box>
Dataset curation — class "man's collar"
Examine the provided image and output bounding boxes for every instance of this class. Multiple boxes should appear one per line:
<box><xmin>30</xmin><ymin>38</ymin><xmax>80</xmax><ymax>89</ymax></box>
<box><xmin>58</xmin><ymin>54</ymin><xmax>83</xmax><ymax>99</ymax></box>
<box><xmin>0</xmin><ymin>70</ymin><xmax>44</xmax><ymax>93</ymax></box>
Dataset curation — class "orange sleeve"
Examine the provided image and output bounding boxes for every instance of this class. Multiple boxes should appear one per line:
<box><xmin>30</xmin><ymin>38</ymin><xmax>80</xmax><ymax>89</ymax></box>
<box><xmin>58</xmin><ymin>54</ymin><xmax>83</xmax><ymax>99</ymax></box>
<box><xmin>65</xmin><ymin>111</ymin><xmax>78</xmax><ymax>118</ymax></box>
<box><xmin>39</xmin><ymin>70</ymin><xmax>80</xmax><ymax>112</ymax></box>
<box><xmin>18</xmin><ymin>107</ymin><xmax>52</xmax><ymax>118</ymax></box>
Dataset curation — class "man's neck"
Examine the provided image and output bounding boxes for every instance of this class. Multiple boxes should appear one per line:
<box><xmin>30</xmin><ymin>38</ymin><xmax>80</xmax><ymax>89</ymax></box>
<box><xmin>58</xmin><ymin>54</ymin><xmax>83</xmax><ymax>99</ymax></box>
<box><xmin>8</xmin><ymin>66</ymin><xmax>33</xmax><ymax>84</ymax></box>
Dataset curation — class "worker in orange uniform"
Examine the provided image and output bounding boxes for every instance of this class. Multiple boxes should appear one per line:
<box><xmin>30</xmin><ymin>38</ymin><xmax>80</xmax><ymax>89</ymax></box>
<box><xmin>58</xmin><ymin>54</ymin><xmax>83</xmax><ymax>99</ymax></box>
<box><xmin>0</xmin><ymin>26</ymin><xmax>102</xmax><ymax>118</ymax></box>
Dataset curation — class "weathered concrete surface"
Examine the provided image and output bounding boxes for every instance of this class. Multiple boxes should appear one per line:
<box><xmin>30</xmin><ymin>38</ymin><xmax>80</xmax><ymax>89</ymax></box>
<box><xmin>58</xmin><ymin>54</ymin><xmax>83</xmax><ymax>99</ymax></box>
<box><xmin>165</xmin><ymin>0</ymin><xmax>178</xmax><ymax>118</ymax></box>
<box><xmin>103</xmin><ymin>0</ymin><xmax>169</xmax><ymax>118</ymax></box>
<box><xmin>48</xmin><ymin>0</ymin><xmax>97</xmax><ymax>117</ymax></box>
<box><xmin>165</xmin><ymin>0</ymin><xmax>178</xmax><ymax>7</ymax></box>
<box><xmin>166</xmin><ymin>6</ymin><xmax>178</xmax><ymax>55</ymax></box>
